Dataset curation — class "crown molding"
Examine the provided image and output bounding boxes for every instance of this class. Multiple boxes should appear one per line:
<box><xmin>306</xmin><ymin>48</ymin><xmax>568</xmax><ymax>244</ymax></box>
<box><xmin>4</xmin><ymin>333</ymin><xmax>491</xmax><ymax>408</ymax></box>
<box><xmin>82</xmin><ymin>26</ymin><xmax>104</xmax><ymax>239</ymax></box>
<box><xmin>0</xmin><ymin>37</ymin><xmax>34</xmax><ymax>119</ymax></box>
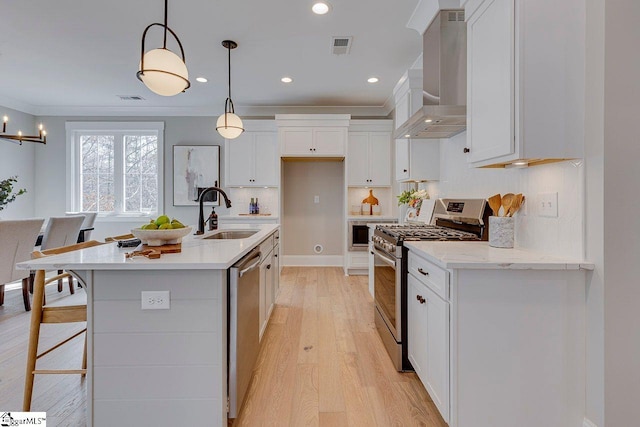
<box><xmin>407</xmin><ymin>0</ymin><xmax>462</xmax><ymax>35</ymax></box>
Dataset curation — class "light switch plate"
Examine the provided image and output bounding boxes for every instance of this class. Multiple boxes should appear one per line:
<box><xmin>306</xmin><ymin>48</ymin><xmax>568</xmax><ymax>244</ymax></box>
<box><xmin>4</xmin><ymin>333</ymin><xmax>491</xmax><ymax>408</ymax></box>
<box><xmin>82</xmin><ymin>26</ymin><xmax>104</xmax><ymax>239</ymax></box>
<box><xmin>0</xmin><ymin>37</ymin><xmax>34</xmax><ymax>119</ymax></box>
<box><xmin>538</xmin><ymin>192</ymin><xmax>558</xmax><ymax>217</ymax></box>
<box><xmin>141</xmin><ymin>291</ymin><xmax>170</xmax><ymax>310</ymax></box>
<box><xmin>314</xmin><ymin>195</ymin><xmax>320</xmax><ymax>204</ymax></box>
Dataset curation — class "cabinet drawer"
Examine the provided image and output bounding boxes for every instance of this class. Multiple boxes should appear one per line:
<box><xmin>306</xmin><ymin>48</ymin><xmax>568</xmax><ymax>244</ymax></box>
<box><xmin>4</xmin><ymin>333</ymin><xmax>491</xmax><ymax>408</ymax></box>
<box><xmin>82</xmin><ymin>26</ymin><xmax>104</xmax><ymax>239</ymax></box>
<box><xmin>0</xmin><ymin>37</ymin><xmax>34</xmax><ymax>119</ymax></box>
<box><xmin>408</xmin><ymin>252</ymin><xmax>449</xmax><ymax>300</ymax></box>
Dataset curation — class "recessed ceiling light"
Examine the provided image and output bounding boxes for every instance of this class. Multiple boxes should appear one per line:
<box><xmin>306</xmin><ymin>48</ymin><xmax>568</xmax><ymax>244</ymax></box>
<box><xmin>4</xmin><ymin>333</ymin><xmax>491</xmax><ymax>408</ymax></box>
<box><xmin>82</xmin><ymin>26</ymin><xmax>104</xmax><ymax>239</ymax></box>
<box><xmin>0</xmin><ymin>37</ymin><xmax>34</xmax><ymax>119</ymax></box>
<box><xmin>312</xmin><ymin>2</ymin><xmax>331</xmax><ymax>15</ymax></box>
<box><xmin>196</xmin><ymin>77</ymin><xmax>208</xmax><ymax>83</ymax></box>
<box><xmin>281</xmin><ymin>77</ymin><xmax>293</xmax><ymax>83</ymax></box>
<box><xmin>404</xmin><ymin>134</ymin><xmax>411</xmax><ymax>138</ymax></box>
<box><xmin>425</xmin><ymin>118</ymin><xmax>433</xmax><ymax>123</ymax></box>
<box><xmin>367</xmin><ymin>77</ymin><xmax>379</xmax><ymax>83</ymax></box>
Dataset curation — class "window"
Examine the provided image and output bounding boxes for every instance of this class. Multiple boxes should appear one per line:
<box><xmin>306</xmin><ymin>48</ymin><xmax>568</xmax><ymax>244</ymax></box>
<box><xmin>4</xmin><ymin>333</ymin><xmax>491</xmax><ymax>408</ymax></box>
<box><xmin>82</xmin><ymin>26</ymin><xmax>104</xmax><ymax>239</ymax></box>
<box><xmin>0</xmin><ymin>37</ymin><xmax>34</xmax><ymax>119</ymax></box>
<box><xmin>66</xmin><ymin>122</ymin><xmax>164</xmax><ymax>217</ymax></box>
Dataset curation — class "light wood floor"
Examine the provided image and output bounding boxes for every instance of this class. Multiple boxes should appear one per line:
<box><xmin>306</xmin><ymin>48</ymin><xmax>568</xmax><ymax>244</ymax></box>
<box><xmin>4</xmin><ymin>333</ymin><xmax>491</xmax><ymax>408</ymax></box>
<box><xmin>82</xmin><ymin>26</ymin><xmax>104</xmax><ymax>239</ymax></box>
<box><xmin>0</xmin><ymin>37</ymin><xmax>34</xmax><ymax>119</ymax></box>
<box><xmin>0</xmin><ymin>268</ymin><xmax>446</xmax><ymax>427</ymax></box>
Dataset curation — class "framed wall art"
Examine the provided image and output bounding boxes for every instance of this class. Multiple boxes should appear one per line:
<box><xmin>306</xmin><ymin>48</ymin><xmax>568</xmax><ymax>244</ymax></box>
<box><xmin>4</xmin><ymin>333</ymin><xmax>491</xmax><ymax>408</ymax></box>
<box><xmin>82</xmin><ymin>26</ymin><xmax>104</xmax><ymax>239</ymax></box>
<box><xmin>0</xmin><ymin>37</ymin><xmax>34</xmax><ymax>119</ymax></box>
<box><xmin>173</xmin><ymin>145</ymin><xmax>220</xmax><ymax>206</ymax></box>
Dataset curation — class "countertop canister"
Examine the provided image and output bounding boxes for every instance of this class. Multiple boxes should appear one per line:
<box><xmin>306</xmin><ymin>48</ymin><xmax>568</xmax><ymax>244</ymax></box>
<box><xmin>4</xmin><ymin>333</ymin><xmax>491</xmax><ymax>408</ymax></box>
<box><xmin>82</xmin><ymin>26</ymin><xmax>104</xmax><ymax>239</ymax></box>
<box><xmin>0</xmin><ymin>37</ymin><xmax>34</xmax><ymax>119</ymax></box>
<box><xmin>488</xmin><ymin>216</ymin><xmax>514</xmax><ymax>248</ymax></box>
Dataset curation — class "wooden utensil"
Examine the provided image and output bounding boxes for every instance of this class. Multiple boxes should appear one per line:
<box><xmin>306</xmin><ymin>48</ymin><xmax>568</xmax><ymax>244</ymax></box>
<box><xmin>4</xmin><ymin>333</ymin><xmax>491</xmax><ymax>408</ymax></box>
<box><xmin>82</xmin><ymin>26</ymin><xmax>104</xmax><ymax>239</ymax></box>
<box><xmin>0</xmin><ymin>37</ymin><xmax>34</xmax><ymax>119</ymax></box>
<box><xmin>362</xmin><ymin>189</ymin><xmax>379</xmax><ymax>215</ymax></box>
<box><xmin>501</xmin><ymin>193</ymin><xmax>515</xmax><ymax>217</ymax></box>
<box><xmin>125</xmin><ymin>243</ymin><xmax>182</xmax><ymax>259</ymax></box>
<box><xmin>488</xmin><ymin>194</ymin><xmax>502</xmax><ymax>217</ymax></box>
<box><xmin>507</xmin><ymin>194</ymin><xmax>525</xmax><ymax>217</ymax></box>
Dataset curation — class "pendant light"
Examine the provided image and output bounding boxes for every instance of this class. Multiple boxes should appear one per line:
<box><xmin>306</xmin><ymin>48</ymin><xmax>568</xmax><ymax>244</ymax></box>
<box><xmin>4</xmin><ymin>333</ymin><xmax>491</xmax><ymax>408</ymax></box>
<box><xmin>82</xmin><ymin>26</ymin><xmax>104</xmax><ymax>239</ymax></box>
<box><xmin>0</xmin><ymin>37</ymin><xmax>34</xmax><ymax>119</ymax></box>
<box><xmin>136</xmin><ymin>0</ymin><xmax>190</xmax><ymax>96</ymax></box>
<box><xmin>216</xmin><ymin>40</ymin><xmax>244</xmax><ymax>139</ymax></box>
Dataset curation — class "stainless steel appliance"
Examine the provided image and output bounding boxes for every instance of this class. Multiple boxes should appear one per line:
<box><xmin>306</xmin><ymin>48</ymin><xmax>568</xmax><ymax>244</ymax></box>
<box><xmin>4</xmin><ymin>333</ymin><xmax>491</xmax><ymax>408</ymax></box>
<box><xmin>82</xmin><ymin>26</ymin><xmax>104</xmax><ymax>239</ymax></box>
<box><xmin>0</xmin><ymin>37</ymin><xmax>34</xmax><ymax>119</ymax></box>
<box><xmin>371</xmin><ymin>198</ymin><xmax>490</xmax><ymax>371</ymax></box>
<box><xmin>348</xmin><ymin>219</ymin><xmax>397</xmax><ymax>251</ymax></box>
<box><xmin>228</xmin><ymin>247</ymin><xmax>262</xmax><ymax>418</ymax></box>
<box><xmin>394</xmin><ymin>10</ymin><xmax>467</xmax><ymax>139</ymax></box>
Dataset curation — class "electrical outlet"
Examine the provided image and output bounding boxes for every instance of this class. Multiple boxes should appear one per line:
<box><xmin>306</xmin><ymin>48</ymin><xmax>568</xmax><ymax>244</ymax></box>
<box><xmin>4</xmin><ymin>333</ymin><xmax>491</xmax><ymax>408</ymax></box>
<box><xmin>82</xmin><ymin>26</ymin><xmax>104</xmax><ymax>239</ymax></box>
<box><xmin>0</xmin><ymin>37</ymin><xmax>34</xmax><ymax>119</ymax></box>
<box><xmin>314</xmin><ymin>195</ymin><xmax>320</xmax><ymax>204</ymax></box>
<box><xmin>141</xmin><ymin>291</ymin><xmax>170</xmax><ymax>310</ymax></box>
<box><xmin>538</xmin><ymin>192</ymin><xmax>558</xmax><ymax>217</ymax></box>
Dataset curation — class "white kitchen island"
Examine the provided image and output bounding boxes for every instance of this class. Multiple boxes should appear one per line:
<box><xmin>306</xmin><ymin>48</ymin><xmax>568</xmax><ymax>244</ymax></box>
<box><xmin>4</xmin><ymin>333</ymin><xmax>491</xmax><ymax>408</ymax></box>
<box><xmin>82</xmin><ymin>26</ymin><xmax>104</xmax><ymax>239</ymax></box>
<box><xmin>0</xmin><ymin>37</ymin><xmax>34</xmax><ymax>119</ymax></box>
<box><xmin>18</xmin><ymin>223</ymin><xmax>279</xmax><ymax>427</ymax></box>
<box><xmin>404</xmin><ymin>241</ymin><xmax>593</xmax><ymax>427</ymax></box>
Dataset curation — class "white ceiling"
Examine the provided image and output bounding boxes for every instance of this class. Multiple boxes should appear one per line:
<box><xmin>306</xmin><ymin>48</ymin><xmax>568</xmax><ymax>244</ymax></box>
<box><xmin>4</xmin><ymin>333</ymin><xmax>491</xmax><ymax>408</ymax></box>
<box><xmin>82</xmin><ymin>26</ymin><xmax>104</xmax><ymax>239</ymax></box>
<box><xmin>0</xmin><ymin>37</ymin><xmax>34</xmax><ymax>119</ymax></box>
<box><xmin>0</xmin><ymin>0</ymin><xmax>423</xmax><ymax>117</ymax></box>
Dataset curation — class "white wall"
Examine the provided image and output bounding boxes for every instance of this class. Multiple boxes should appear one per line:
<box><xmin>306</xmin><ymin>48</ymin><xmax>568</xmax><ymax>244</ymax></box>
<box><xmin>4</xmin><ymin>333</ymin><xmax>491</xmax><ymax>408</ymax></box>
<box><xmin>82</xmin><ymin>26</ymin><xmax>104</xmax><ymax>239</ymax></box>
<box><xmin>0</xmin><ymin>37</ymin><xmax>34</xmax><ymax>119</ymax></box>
<box><xmin>603</xmin><ymin>0</ymin><xmax>640</xmax><ymax>425</ymax></box>
<box><xmin>281</xmin><ymin>160</ymin><xmax>344</xmax><ymax>256</ymax></box>
<box><xmin>584</xmin><ymin>0</ymin><xmax>605</xmax><ymax>425</ymax></box>
<box><xmin>0</xmin><ymin>107</ymin><xmax>36</xmax><ymax>219</ymax></box>
<box><xmin>432</xmin><ymin>132</ymin><xmax>584</xmax><ymax>259</ymax></box>
<box><xmin>35</xmin><ymin>116</ymin><xmax>232</xmax><ymax>239</ymax></box>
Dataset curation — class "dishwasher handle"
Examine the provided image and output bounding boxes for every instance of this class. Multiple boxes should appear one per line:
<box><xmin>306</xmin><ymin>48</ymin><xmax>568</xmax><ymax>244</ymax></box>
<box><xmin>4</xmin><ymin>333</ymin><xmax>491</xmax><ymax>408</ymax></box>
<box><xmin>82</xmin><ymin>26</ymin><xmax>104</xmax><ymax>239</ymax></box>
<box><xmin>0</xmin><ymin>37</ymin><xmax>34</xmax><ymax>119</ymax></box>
<box><xmin>236</xmin><ymin>249</ymin><xmax>262</xmax><ymax>277</ymax></box>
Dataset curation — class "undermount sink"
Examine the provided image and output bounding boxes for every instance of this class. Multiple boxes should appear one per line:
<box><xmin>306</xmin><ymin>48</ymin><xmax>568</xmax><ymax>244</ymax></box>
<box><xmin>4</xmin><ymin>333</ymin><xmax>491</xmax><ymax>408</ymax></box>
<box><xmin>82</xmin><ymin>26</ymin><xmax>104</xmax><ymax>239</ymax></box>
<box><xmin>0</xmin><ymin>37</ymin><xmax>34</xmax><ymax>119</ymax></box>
<box><xmin>203</xmin><ymin>230</ymin><xmax>259</xmax><ymax>240</ymax></box>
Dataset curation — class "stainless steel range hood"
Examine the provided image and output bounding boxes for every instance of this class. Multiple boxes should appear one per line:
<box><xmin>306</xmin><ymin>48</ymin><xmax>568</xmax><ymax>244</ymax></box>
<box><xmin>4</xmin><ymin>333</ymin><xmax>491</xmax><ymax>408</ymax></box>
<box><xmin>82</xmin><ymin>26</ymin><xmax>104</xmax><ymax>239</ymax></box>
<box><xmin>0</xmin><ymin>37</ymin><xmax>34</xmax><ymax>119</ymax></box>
<box><xmin>394</xmin><ymin>10</ymin><xmax>467</xmax><ymax>139</ymax></box>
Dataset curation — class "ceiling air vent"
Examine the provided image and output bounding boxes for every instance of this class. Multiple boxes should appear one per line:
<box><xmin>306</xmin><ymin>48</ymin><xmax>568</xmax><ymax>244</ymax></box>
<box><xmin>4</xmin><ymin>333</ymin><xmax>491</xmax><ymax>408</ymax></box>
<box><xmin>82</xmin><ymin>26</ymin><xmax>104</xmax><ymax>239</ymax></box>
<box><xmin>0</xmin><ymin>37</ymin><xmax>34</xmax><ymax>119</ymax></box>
<box><xmin>331</xmin><ymin>36</ymin><xmax>353</xmax><ymax>55</ymax></box>
<box><xmin>117</xmin><ymin>95</ymin><xmax>146</xmax><ymax>101</ymax></box>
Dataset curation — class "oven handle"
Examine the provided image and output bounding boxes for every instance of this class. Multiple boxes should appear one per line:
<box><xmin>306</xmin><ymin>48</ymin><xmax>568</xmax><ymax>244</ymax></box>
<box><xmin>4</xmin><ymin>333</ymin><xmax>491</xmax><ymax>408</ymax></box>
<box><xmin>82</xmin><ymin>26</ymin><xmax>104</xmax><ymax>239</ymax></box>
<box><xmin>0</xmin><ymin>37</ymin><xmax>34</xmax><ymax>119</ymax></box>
<box><xmin>372</xmin><ymin>247</ymin><xmax>396</xmax><ymax>268</ymax></box>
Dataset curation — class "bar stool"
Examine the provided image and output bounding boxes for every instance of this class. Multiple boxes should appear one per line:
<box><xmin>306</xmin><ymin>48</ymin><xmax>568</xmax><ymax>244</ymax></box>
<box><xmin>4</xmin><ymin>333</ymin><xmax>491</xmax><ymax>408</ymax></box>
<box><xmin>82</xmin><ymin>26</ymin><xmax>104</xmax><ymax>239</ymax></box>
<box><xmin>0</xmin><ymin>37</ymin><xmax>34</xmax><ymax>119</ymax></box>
<box><xmin>22</xmin><ymin>240</ymin><xmax>104</xmax><ymax>411</ymax></box>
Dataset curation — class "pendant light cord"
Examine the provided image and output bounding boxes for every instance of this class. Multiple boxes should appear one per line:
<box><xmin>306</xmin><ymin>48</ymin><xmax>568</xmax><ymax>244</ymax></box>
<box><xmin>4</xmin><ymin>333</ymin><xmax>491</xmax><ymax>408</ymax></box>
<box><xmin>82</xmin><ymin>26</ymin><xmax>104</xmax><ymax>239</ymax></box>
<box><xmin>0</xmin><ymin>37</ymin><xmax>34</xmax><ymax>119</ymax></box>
<box><xmin>227</xmin><ymin>44</ymin><xmax>232</xmax><ymax>101</ymax></box>
<box><xmin>163</xmin><ymin>0</ymin><xmax>168</xmax><ymax>49</ymax></box>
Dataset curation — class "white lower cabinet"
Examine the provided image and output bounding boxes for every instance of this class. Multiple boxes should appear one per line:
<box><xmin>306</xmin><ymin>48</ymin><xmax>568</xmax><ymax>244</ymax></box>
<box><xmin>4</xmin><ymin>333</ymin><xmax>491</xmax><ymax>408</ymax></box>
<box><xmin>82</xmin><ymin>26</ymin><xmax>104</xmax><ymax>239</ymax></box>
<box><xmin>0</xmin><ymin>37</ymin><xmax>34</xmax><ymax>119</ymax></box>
<box><xmin>407</xmin><ymin>273</ymin><xmax>450</xmax><ymax>423</ymax></box>
<box><xmin>259</xmin><ymin>235</ymin><xmax>275</xmax><ymax>341</ymax></box>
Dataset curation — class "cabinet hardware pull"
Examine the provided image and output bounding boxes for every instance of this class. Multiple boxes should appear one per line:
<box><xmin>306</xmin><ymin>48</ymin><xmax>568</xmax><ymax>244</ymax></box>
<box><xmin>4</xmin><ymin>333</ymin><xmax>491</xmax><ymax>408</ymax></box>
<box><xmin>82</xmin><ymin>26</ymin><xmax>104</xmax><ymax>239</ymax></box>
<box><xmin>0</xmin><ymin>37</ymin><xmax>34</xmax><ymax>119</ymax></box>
<box><xmin>416</xmin><ymin>295</ymin><xmax>426</xmax><ymax>304</ymax></box>
<box><xmin>403</xmin><ymin>169</ymin><xmax>408</xmax><ymax>173</ymax></box>
<box><xmin>463</xmin><ymin>147</ymin><xmax>470</xmax><ymax>153</ymax></box>
<box><xmin>417</xmin><ymin>268</ymin><xmax>429</xmax><ymax>276</ymax></box>
<box><xmin>267</xmin><ymin>264</ymin><xmax>271</xmax><ymax>269</ymax></box>
<box><xmin>370</xmin><ymin>251</ymin><xmax>374</xmax><ymax>255</ymax></box>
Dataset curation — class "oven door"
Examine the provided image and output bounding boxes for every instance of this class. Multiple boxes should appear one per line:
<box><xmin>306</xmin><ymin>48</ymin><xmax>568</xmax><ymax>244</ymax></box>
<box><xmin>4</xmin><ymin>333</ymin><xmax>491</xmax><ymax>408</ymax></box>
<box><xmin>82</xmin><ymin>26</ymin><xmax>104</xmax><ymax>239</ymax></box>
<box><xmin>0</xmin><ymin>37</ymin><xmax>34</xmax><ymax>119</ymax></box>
<box><xmin>372</xmin><ymin>247</ymin><xmax>402</xmax><ymax>341</ymax></box>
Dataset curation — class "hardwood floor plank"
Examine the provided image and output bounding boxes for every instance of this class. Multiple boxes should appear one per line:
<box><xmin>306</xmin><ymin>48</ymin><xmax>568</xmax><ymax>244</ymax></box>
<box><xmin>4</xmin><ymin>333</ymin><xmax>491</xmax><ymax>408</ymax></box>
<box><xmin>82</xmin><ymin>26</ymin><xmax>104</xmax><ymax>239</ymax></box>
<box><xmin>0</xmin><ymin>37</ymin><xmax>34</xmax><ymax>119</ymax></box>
<box><xmin>318</xmin><ymin>411</ymin><xmax>346</xmax><ymax>426</ymax></box>
<box><xmin>289</xmin><ymin>363</ymin><xmax>319</xmax><ymax>427</ymax></box>
<box><xmin>317</xmin><ymin>296</ymin><xmax>345</xmax><ymax>413</ymax></box>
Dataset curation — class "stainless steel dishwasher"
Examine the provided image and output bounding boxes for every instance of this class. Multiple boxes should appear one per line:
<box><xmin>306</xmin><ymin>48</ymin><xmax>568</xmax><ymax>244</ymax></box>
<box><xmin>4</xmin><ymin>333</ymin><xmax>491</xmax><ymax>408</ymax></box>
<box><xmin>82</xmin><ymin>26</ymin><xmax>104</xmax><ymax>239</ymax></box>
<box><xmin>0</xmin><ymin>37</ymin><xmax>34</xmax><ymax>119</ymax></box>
<box><xmin>228</xmin><ymin>247</ymin><xmax>261</xmax><ymax>419</ymax></box>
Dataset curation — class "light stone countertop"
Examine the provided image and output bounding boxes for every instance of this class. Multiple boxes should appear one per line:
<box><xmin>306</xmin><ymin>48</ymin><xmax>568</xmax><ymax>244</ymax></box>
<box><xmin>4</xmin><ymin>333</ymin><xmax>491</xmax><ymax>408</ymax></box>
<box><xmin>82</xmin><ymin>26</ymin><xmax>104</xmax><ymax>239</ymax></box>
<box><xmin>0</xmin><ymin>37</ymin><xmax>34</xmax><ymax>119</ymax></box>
<box><xmin>404</xmin><ymin>241</ymin><xmax>594</xmax><ymax>271</ymax></box>
<box><xmin>17</xmin><ymin>223</ymin><xmax>279</xmax><ymax>271</ymax></box>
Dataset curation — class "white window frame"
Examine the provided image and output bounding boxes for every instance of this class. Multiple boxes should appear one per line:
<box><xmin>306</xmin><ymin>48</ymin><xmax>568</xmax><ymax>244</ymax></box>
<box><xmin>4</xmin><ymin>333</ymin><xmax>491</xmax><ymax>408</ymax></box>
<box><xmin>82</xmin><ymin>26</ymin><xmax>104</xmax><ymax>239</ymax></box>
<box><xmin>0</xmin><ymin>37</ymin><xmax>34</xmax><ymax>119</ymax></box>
<box><xmin>66</xmin><ymin>121</ymin><xmax>165</xmax><ymax>220</ymax></box>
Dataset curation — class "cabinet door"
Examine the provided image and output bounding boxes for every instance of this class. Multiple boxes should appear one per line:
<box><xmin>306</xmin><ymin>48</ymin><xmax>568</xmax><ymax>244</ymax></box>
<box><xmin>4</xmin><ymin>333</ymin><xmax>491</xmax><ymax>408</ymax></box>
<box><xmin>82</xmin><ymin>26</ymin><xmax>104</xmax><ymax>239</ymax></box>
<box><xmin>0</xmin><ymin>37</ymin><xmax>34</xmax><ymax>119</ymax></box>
<box><xmin>273</xmin><ymin>244</ymin><xmax>280</xmax><ymax>295</ymax></box>
<box><xmin>407</xmin><ymin>274</ymin><xmax>450</xmax><ymax>422</ymax></box>
<box><xmin>227</xmin><ymin>133</ymin><xmax>255</xmax><ymax>186</ymax></box>
<box><xmin>313</xmin><ymin>127</ymin><xmax>345</xmax><ymax>156</ymax></box>
<box><xmin>408</xmin><ymin>275</ymin><xmax>429</xmax><ymax>380</ymax></box>
<box><xmin>368</xmin><ymin>132</ymin><xmax>391</xmax><ymax>186</ymax></box>
<box><xmin>347</xmin><ymin>132</ymin><xmax>370</xmax><ymax>185</ymax></box>
<box><xmin>280</xmin><ymin>128</ymin><xmax>313</xmax><ymax>155</ymax></box>
<box><xmin>253</xmin><ymin>132</ymin><xmax>278</xmax><ymax>186</ymax></box>
<box><xmin>467</xmin><ymin>0</ymin><xmax>515</xmax><ymax>164</ymax></box>
<box><xmin>259</xmin><ymin>259</ymin><xmax>268</xmax><ymax>341</ymax></box>
<box><xmin>395</xmin><ymin>139</ymin><xmax>410</xmax><ymax>181</ymax></box>
<box><xmin>265</xmin><ymin>254</ymin><xmax>274</xmax><ymax>321</ymax></box>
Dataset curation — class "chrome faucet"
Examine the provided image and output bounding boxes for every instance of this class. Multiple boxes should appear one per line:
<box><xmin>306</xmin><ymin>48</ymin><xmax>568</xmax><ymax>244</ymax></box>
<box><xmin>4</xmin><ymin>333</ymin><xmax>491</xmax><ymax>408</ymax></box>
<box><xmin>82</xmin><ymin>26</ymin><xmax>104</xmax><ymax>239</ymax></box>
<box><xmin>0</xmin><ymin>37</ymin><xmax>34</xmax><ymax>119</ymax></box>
<box><xmin>196</xmin><ymin>187</ymin><xmax>232</xmax><ymax>235</ymax></box>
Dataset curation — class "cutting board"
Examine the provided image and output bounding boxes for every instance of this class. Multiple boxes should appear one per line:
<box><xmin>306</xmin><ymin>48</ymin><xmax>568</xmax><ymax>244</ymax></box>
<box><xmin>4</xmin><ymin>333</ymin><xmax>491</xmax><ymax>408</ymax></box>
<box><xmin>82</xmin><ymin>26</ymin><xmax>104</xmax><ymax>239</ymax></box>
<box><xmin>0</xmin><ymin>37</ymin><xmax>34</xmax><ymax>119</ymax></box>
<box><xmin>126</xmin><ymin>243</ymin><xmax>182</xmax><ymax>259</ymax></box>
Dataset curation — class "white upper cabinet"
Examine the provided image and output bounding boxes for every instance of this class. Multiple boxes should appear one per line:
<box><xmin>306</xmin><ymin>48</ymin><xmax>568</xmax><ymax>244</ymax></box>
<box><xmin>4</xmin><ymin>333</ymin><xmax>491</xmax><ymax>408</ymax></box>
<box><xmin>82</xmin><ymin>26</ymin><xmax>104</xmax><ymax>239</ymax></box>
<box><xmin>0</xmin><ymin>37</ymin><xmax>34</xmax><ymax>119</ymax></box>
<box><xmin>465</xmin><ymin>0</ymin><xmax>585</xmax><ymax>167</ymax></box>
<box><xmin>395</xmin><ymin>139</ymin><xmax>440</xmax><ymax>182</ymax></box>
<box><xmin>348</xmin><ymin>121</ymin><xmax>392</xmax><ymax>187</ymax></box>
<box><xmin>226</xmin><ymin>121</ymin><xmax>278</xmax><ymax>187</ymax></box>
<box><xmin>276</xmin><ymin>115</ymin><xmax>350</xmax><ymax>158</ymax></box>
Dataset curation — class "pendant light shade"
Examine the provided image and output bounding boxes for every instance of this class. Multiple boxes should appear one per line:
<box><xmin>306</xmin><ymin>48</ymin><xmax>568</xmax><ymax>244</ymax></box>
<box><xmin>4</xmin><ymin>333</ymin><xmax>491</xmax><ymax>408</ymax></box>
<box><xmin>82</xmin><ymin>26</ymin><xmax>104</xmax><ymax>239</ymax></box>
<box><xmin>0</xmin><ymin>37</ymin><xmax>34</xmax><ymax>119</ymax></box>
<box><xmin>216</xmin><ymin>40</ymin><xmax>244</xmax><ymax>139</ymax></box>
<box><xmin>136</xmin><ymin>0</ymin><xmax>190</xmax><ymax>96</ymax></box>
<box><xmin>216</xmin><ymin>112</ymin><xmax>244</xmax><ymax>139</ymax></box>
<box><xmin>139</xmin><ymin>48</ymin><xmax>189</xmax><ymax>96</ymax></box>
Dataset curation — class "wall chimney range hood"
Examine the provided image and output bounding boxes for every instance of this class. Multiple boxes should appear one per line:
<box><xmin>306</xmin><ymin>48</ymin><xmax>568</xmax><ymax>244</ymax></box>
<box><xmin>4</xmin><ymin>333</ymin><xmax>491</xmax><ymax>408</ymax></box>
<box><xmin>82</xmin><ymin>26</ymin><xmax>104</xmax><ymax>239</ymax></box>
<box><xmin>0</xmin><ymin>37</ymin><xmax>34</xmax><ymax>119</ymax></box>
<box><xmin>394</xmin><ymin>10</ymin><xmax>467</xmax><ymax>139</ymax></box>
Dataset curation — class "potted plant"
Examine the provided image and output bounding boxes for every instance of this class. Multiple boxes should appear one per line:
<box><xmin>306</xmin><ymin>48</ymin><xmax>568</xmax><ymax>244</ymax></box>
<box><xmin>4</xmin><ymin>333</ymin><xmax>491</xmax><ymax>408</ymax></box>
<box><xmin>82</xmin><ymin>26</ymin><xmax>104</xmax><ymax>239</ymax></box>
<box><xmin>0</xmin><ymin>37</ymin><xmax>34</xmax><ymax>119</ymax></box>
<box><xmin>0</xmin><ymin>176</ymin><xmax>27</xmax><ymax>212</ymax></box>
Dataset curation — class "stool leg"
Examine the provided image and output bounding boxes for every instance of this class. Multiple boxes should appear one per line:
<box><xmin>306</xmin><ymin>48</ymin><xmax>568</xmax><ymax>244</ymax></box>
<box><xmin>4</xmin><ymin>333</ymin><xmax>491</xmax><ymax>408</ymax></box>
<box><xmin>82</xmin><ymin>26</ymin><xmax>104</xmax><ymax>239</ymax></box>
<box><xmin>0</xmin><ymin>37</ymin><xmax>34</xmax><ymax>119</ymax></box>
<box><xmin>68</xmin><ymin>276</ymin><xmax>75</xmax><ymax>295</ymax></box>
<box><xmin>82</xmin><ymin>333</ymin><xmax>88</xmax><ymax>377</ymax></box>
<box><xmin>23</xmin><ymin>270</ymin><xmax>45</xmax><ymax>411</ymax></box>
<box><xmin>57</xmin><ymin>270</ymin><xmax>63</xmax><ymax>292</ymax></box>
<box><xmin>22</xmin><ymin>278</ymin><xmax>31</xmax><ymax>311</ymax></box>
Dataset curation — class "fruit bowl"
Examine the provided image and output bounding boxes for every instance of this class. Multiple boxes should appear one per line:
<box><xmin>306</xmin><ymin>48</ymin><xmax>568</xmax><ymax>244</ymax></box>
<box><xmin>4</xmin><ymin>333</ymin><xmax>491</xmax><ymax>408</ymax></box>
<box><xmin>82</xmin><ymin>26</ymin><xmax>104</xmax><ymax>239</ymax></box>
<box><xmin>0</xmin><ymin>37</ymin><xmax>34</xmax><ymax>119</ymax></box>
<box><xmin>130</xmin><ymin>226</ymin><xmax>192</xmax><ymax>247</ymax></box>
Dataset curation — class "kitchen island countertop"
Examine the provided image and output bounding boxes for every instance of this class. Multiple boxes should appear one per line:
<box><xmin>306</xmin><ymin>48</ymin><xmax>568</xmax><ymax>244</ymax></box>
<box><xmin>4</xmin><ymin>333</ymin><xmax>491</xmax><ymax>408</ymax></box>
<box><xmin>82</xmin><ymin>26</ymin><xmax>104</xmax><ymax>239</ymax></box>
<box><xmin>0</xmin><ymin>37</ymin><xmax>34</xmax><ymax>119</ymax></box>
<box><xmin>17</xmin><ymin>223</ymin><xmax>279</xmax><ymax>271</ymax></box>
<box><xmin>404</xmin><ymin>241</ymin><xmax>594</xmax><ymax>270</ymax></box>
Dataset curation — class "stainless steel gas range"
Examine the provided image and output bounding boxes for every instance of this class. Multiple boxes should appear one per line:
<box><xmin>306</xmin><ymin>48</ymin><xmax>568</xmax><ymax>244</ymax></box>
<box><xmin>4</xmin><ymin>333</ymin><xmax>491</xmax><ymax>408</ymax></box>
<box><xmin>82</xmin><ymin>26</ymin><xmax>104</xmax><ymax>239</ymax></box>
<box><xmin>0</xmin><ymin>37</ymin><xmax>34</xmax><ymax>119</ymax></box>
<box><xmin>371</xmin><ymin>198</ymin><xmax>491</xmax><ymax>371</ymax></box>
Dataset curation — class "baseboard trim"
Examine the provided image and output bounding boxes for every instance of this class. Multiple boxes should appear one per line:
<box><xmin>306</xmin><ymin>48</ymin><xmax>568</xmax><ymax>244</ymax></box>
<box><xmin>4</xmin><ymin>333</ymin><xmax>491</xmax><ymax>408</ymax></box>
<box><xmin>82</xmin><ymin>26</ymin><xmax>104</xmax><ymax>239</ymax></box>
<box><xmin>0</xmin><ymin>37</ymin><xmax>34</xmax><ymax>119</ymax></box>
<box><xmin>583</xmin><ymin>417</ymin><xmax>598</xmax><ymax>427</ymax></box>
<box><xmin>282</xmin><ymin>255</ymin><xmax>344</xmax><ymax>267</ymax></box>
